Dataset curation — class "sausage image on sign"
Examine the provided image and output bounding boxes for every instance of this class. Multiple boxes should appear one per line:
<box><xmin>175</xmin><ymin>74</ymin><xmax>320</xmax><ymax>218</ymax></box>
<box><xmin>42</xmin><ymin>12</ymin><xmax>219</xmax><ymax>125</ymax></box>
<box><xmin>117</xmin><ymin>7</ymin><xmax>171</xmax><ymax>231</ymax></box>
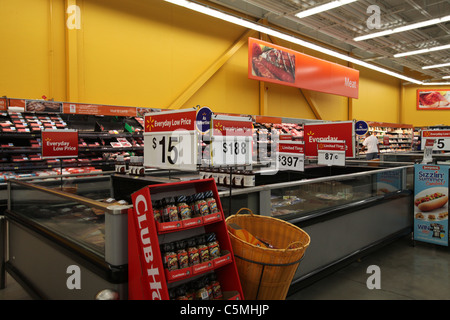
<box><xmin>414</xmin><ymin>192</ymin><xmax>448</xmax><ymax>212</ymax></box>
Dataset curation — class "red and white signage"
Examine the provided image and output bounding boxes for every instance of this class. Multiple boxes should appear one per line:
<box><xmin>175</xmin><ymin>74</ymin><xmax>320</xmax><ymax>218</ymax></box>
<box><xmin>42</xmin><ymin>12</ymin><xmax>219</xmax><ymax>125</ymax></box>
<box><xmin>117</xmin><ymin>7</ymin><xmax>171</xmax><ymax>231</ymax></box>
<box><xmin>248</xmin><ymin>38</ymin><xmax>359</xmax><ymax>99</ymax></box>
<box><xmin>422</xmin><ymin>130</ymin><xmax>450</xmax><ymax>151</ymax></box>
<box><xmin>304</xmin><ymin>121</ymin><xmax>355</xmax><ymax>157</ymax></box>
<box><xmin>210</xmin><ymin>115</ymin><xmax>253</xmax><ymax>166</ymax></box>
<box><xmin>144</xmin><ymin>108</ymin><xmax>198</xmax><ymax>171</ymax></box>
<box><xmin>277</xmin><ymin>141</ymin><xmax>305</xmax><ymax>171</ymax></box>
<box><xmin>41</xmin><ymin>130</ymin><xmax>78</xmax><ymax>159</ymax></box>
<box><xmin>130</xmin><ymin>187</ymin><xmax>167</xmax><ymax>300</ymax></box>
<box><xmin>317</xmin><ymin>140</ymin><xmax>347</xmax><ymax>166</ymax></box>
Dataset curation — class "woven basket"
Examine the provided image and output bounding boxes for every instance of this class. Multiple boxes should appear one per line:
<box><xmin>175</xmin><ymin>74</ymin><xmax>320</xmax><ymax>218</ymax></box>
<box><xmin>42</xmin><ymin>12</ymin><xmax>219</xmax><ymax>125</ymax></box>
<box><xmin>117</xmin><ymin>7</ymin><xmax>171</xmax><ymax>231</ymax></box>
<box><xmin>226</xmin><ymin>208</ymin><xmax>310</xmax><ymax>300</ymax></box>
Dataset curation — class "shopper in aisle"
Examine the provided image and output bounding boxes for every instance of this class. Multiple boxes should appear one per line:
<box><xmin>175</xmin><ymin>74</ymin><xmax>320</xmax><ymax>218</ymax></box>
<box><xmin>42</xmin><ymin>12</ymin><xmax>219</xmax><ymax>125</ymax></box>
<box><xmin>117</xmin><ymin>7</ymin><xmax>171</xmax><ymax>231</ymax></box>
<box><xmin>361</xmin><ymin>131</ymin><xmax>379</xmax><ymax>160</ymax></box>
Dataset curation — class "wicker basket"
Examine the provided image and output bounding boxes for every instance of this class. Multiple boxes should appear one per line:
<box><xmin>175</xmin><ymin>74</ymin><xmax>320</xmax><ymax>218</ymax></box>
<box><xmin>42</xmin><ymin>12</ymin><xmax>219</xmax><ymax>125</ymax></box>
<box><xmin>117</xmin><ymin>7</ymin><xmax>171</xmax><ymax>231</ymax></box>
<box><xmin>226</xmin><ymin>208</ymin><xmax>310</xmax><ymax>300</ymax></box>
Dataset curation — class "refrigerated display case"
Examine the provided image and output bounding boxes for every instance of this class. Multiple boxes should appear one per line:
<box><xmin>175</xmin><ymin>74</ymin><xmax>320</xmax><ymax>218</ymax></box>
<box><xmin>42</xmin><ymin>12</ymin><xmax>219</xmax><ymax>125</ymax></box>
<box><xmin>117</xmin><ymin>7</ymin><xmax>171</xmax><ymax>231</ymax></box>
<box><xmin>3</xmin><ymin>177</ymin><xmax>130</xmax><ymax>299</ymax></box>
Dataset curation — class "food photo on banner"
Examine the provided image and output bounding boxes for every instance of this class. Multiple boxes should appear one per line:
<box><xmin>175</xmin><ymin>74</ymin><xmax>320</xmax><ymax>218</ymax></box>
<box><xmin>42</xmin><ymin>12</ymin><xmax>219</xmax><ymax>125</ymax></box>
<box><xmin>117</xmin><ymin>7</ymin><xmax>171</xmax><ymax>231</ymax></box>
<box><xmin>417</xmin><ymin>89</ymin><xmax>450</xmax><ymax>109</ymax></box>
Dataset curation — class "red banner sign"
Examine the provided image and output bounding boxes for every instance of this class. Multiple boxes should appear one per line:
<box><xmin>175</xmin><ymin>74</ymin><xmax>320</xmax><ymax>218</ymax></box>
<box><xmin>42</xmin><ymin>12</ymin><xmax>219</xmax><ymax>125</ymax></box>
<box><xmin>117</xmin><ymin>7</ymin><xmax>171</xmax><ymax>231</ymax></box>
<box><xmin>422</xmin><ymin>130</ymin><xmax>450</xmax><ymax>138</ymax></box>
<box><xmin>317</xmin><ymin>141</ymin><xmax>346</xmax><ymax>152</ymax></box>
<box><xmin>248</xmin><ymin>38</ymin><xmax>359</xmax><ymax>99</ymax></box>
<box><xmin>304</xmin><ymin>121</ymin><xmax>354</xmax><ymax>157</ymax></box>
<box><xmin>279</xmin><ymin>142</ymin><xmax>304</xmax><ymax>154</ymax></box>
<box><xmin>212</xmin><ymin>118</ymin><xmax>253</xmax><ymax>137</ymax></box>
<box><xmin>41</xmin><ymin>130</ymin><xmax>79</xmax><ymax>159</ymax></box>
<box><xmin>144</xmin><ymin>109</ymin><xmax>196</xmax><ymax>133</ymax></box>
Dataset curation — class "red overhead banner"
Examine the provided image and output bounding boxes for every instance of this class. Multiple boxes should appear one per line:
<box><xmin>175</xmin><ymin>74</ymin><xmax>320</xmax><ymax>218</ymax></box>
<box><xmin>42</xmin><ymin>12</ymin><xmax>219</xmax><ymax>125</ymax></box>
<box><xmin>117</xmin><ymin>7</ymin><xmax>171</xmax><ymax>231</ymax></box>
<box><xmin>144</xmin><ymin>109</ymin><xmax>196</xmax><ymax>133</ymax></box>
<box><xmin>41</xmin><ymin>130</ymin><xmax>79</xmax><ymax>159</ymax></box>
<box><xmin>248</xmin><ymin>38</ymin><xmax>359</xmax><ymax>99</ymax></box>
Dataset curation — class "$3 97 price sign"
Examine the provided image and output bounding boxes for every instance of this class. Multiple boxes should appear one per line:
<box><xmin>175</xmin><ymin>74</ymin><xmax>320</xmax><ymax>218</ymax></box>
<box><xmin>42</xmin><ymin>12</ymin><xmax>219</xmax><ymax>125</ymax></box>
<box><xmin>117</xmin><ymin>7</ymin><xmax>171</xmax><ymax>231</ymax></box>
<box><xmin>277</xmin><ymin>141</ymin><xmax>305</xmax><ymax>172</ymax></box>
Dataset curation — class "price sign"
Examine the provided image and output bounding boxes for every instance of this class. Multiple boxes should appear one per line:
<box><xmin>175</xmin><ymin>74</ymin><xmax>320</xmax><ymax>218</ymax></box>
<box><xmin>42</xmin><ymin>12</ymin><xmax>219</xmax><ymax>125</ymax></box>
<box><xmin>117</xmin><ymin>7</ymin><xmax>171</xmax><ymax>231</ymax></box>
<box><xmin>144</xmin><ymin>108</ymin><xmax>198</xmax><ymax>171</ymax></box>
<box><xmin>277</xmin><ymin>141</ymin><xmax>304</xmax><ymax>171</ymax></box>
<box><xmin>422</xmin><ymin>138</ymin><xmax>435</xmax><ymax>164</ymax></box>
<box><xmin>210</xmin><ymin>115</ymin><xmax>253</xmax><ymax>166</ymax></box>
<box><xmin>317</xmin><ymin>140</ymin><xmax>346</xmax><ymax>166</ymax></box>
<box><xmin>422</xmin><ymin>130</ymin><xmax>450</xmax><ymax>151</ymax></box>
<box><xmin>41</xmin><ymin>130</ymin><xmax>78</xmax><ymax>159</ymax></box>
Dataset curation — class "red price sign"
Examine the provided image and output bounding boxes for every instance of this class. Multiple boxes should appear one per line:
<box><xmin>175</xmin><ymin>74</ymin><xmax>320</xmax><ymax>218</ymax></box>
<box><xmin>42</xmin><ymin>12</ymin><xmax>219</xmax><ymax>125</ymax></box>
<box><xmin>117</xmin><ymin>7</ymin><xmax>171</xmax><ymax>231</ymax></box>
<box><xmin>41</xmin><ymin>130</ymin><xmax>79</xmax><ymax>159</ymax></box>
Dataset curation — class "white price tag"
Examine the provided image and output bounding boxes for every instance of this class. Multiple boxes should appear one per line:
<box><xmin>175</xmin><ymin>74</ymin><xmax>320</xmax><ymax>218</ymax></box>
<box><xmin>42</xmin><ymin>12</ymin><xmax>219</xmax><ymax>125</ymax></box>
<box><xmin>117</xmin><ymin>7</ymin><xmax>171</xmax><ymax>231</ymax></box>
<box><xmin>317</xmin><ymin>150</ymin><xmax>345</xmax><ymax>166</ymax></box>
<box><xmin>211</xmin><ymin>136</ymin><xmax>252</xmax><ymax>166</ymax></box>
<box><xmin>143</xmin><ymin>108</ymin><xmax>198</xmax><ymax>171</ymax></box>
<box><xmin>144</xmin><ymin>131</ymin><xmax>197</xmax><ymax>171</ymax></box>
<box><xmin>422</xmin><ymin>130</ymin><xmax>450</xmax><ymax>151</ymax></box>
<box><xmin>277</xmin><ymin>141</ymin><xmax>305</xmax><ymax>171</ymax></box>
<box><xmin>317</xmin><ymin>140</ymin><xmax>346</xmax><ymax>166</ymax></box>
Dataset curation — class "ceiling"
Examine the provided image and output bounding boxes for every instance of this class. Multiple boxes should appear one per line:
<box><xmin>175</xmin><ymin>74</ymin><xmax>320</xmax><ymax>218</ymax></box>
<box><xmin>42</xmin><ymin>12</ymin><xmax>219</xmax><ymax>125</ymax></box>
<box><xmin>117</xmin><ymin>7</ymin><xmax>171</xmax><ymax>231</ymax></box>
<box><xmin>205</xmin><ymin>0</ymin><xmax>450</xmax><ymax>83</ymax></box>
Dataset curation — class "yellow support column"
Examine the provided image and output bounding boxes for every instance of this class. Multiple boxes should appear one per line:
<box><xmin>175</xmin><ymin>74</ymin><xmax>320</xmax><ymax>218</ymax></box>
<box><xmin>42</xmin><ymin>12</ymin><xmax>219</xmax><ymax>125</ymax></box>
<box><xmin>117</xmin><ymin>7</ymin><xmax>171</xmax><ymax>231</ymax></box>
<box><xmin>168</xmin><ymin>28</ymin><xmax>257</xmax><ymax>109</ymax></box>
<box><xmin>300</xmin><ymin>89</ymin><xmax>322</xmax><ymax>120</ymax></box>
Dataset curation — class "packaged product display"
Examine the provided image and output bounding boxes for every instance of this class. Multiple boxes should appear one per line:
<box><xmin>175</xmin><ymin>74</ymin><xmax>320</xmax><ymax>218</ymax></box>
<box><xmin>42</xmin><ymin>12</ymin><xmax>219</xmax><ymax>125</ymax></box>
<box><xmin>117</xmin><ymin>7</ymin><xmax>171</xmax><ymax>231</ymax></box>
<box><xmin>169</xmin><ymin>272</ymin><xmax>223</xmax><ymax>300</ymax></box>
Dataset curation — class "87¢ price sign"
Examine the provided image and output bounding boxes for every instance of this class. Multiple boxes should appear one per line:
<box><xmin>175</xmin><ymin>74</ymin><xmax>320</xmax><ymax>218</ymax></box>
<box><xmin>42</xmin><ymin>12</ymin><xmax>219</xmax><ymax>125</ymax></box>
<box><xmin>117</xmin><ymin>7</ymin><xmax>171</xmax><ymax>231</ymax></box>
<box><xmin>317</xmin><ymin>141</ymin><xmax>346</xmax><ymax>166</ymax></box>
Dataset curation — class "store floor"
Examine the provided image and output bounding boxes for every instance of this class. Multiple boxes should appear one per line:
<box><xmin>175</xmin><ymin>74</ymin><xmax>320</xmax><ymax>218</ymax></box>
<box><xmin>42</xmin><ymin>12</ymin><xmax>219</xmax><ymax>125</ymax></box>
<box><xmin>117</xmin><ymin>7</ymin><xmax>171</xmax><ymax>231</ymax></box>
<box><xmin>288</xmin><ymin>234</ymin><xmax>450</xmax><ymax>300</ymax></box>
<box><xmin>1</xmin><ymin>234</ymin><xmax>449</xmax><ymax>300</ymax></box>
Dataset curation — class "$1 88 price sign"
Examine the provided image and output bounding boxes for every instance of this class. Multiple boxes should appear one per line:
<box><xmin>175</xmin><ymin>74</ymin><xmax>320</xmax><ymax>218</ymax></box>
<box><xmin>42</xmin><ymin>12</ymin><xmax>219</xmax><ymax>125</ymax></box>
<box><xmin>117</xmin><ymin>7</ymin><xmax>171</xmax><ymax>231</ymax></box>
<box><xmin>211</xmin><ymin>136</ymin><xmax>252</xmax><ymax>166</ymax></box>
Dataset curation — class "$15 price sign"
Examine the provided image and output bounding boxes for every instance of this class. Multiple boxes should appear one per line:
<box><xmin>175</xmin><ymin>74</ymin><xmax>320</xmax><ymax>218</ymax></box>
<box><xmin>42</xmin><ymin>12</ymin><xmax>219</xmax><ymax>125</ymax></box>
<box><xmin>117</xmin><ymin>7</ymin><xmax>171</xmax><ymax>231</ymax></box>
<box><xmin>144</xmin><ymin>108</ymin><xmax>198</xmax><ymax>171</ymax></box>
<box><xmin>210</xmin><ymin>115</ymin><xmax>253</xmax><ymax>166</ymax></box>
<box><xmin>317</xmin><ymin>140</ymin><xmax>346</xmax><ymax>166</ymax></box>
<box><xmin>277</xmin><ymin>141</ymin><xmax>305</xmax><ymax>171</ymax></box>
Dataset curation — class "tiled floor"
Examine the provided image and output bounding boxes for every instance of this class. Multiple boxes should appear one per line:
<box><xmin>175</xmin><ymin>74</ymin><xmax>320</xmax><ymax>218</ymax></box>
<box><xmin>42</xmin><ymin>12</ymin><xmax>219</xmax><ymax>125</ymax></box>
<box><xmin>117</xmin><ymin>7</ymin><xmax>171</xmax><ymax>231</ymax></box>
<box><xmin>288</xmin><ymin>235</ymin><xmax>450</xmax><ymax>300</ymax></box>
<box><xmin>1</xmin><ymin>234</ymin><xmax>449</xmax><ymax>300</ymax></box>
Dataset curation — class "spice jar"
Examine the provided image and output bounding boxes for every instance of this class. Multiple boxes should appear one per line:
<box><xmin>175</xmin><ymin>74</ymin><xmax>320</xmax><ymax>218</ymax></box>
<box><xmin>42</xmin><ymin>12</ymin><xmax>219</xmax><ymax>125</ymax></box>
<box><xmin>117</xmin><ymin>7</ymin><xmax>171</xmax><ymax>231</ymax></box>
<box><xmin>164</xmin><ymin>197</ymin><xmax>179</xmax><ymax>222</ymax></box>
<box><xmin>162</xmin><ymin>243</ymin><xmax>178</xmax><ymax>271</ymax></box>
<box><xmin>152</xmin><ymin>200</ymin><xmax>162</xmax><ymax>223</ymax></box>
<box><xmin>210</xmin><ymin>272</ymin><xmax>223</xmax><ymax>299</ymax></box>
<box><xmin>197</xmin><ymin>235</ymin><xmax>210</xmax><ymax>263</ymax></box>
<box><xmin>204</xmin><ymin>190</ymin><xmax>219</xmax><ymax>214</ymax></box>
<box><xmin>187</xmin><ymin>238</ymin><xmax>200</xmax><ymax>266</ymax></box>
<box><xmin>176</xmin><ymin>195</ymin><xmax>192</xmax><ymax>220</ymax></box>
<box><xmin>194</xmin><ymin>192</ymin><xmax>209</xmax><ymax>216</ymax></box>
<box><xmin>176</xmin><ymin>240</ymin><xmax>189</xmax><ymax>269</ymax></box>
<box><xmin>206</xmin><ymin>232</ymin><xmax>220</xmax><ymax>259</ymax></box>
<box><xmin>194</xmin><ymin>280</ymin><xmax>209</xmax><ymax>300</ymax></box>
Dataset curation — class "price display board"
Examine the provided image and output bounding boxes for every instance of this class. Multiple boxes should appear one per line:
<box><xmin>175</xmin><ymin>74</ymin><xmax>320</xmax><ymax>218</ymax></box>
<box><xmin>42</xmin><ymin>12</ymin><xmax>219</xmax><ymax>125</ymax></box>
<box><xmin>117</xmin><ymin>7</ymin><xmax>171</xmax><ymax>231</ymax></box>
<box><xmin>422</xmin><ymin>139</ymin><xmax>435</xmax><ymax>164</ymax></box>
<box><xmin>210</xmin><ymin>115</ymin><xmax>253</xmax><ymax>166</ymax></box>
<box><xmin>277</xmin><ymin>141</ymin><xmax>304</xmax><ymax>171</ymax></box>
<box><xmin>41</xmin><ymin>130</ymin><xmax>78</xmax><ymax>159</ymax></box>
<box><xmin>422</xmin><ymin>130</ymin><xmax>450</xmax><ymax>151</ymax></box>
<box><xmin>317</xmin><ymin>140</ymin><xmax>346</xmax><ymax>166</ymax></box>
<box><xmin>144</xmin><ymin>108</ymin><xmax>198</xmax><ymax>171</ymax></box>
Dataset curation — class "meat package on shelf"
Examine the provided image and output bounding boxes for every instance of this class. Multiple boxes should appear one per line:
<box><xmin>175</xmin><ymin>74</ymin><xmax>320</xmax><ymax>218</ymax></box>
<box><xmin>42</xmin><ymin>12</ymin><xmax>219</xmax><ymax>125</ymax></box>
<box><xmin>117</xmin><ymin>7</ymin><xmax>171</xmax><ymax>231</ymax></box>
<box><xmin>128</xmin><ymin>178</ymin><xmax>244</xmax><ymax>300</ymax></box>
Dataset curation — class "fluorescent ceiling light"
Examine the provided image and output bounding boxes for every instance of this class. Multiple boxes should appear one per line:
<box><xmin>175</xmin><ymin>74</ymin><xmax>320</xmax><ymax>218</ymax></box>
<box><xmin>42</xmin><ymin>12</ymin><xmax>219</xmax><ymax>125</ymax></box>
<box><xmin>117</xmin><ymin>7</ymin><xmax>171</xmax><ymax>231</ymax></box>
<box><xmin>394</xmin><ymin>44</ymin><xmax>450</xmax><ymax>58</ymax></box>
<box><xmin>163</xmin><ymin>0</ymin><xmax>440</xmax><ymax>85</ymax></box>
<box><xmin>443</xmin><ymin>76</ymin><xmax>450</xmax><ymax>79</ymax></box>
<box><xmin>294</xmin><ymin>0</ymin><xmax>357</xmax><ymax>19</ymax></box>
<box><xmin>423</xmin><ymin>62</ymin><xmax>450</xmax><ymax>69</ymax></box>
<box><xmin>422</xmin><ymin>82</ymin><xmax>450</xmax><ymax>85</ymax></box>
<box><xmin>355</xmin><ymin>15</ymin><xmax>450</xmax><ymax>41</ymax></box>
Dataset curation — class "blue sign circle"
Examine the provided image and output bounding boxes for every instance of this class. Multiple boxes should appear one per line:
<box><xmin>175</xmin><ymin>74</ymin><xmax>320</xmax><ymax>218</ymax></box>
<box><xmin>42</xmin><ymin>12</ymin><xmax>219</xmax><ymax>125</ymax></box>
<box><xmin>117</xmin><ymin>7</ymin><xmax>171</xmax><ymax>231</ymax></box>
<box><xmin>355</xmin><ymin>120</ymin><xmax>369</xmax><ymax>136</ymax></box>
<box><xmin>196</xmin><ymin>106</ymin><xmax>212</xmax><ymax>133</ymax></box>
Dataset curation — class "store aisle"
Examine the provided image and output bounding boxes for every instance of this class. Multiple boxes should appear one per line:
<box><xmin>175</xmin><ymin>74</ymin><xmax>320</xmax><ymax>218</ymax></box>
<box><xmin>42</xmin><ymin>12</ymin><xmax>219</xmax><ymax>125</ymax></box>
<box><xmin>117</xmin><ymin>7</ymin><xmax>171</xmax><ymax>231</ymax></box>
<box><xmin>288</xmin><ymin>234</ymin><xmax>450</xmax><ymax>300</ymax></box>
<box><xmin>1</xmin><ymin>234</ymin><xmax>449</xmax><ymax>300</ymax></box>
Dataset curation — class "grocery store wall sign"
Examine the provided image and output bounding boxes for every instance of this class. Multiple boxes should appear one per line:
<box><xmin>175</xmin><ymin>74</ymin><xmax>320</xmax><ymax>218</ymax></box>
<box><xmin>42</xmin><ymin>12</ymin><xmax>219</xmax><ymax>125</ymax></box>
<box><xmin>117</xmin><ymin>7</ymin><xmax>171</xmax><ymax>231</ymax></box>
<box><xmin>248</xmin><ymin>38</ymin><xmax>360</xmax><ymax>99</ymax></box>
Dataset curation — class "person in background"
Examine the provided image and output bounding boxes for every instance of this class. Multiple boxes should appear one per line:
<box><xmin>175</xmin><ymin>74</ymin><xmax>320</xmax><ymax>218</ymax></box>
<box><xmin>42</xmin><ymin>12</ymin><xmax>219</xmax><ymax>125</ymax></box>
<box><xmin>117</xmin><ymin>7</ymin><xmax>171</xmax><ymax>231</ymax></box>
<box><xmin>361</xmin><ymin>131</ymin><xmax>379</xmax><ymax>160</ymax></box>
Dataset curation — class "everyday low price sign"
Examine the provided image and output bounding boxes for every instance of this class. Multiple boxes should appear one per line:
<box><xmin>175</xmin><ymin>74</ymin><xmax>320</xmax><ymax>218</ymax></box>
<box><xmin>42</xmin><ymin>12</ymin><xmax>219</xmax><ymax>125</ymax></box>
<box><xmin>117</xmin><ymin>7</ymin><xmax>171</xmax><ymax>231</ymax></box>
<box><xmin>210</xmin><ymin>115</ymin><xmax>253</xmax><ymax>166</ymax></box>
<box><xmin>304</xmin><ymin>121</ymin><xmax>355</xmax><ymax>157</ymax></box>
<box><xmin>421</xmin><ymin>130</ymin><xmax>450</xmax><ymax>151</ymax></box>
<box><xmin>144</xmin><ymin>108</ymin><xmax>198</xmax><ymax>171</ymax></box>
<box><xmin>41</xmin><ymin>130</ymin><xmax>78</xmax><ymax>159</ymax></box>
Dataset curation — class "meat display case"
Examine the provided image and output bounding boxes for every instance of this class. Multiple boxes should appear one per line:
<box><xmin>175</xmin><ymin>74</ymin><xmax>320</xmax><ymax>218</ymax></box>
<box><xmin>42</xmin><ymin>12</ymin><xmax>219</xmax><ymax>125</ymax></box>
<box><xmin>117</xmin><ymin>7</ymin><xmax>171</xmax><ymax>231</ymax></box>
<box><xmin>3</xmin><ymin>175</ymin><xmax>131</xmax><ymax>299</ymax></box>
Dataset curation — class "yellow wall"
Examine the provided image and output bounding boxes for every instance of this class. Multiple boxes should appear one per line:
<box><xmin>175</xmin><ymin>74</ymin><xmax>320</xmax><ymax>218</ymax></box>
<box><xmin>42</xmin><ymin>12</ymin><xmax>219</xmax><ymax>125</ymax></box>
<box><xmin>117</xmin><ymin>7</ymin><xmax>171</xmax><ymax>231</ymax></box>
<box><xmin>401</xmin><ymin>85</ymin><xmax>450</xmax><ymax>127</ymax></box>
<box><xmin>0</xmin><ymin>0</ymin><xmax>442</xmax><ymax>127</ymax></box>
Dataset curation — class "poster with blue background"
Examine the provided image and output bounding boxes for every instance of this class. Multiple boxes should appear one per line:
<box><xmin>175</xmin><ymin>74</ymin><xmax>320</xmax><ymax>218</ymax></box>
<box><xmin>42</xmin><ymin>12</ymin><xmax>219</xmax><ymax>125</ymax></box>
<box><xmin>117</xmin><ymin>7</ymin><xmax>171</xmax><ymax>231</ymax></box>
<box><xmin>414</xmin><ymin>164</ymin><xmax>449</xmax><ymax>246</ymax></box>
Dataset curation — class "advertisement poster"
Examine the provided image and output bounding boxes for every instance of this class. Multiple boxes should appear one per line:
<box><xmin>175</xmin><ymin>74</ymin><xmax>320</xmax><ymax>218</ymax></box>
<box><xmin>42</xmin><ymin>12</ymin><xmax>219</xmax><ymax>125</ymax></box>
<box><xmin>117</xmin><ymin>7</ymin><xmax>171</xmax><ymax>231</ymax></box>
<box><xmin>248</xmin><ymin>38</ymin><xmax>359</xmax><ymax>99</ymax></box>
<box><xmin>303</xmin><ymin>121</ymin><xmax>355</xmax><ymax>157</ymax></box>
<box><xmin>417</xmin><ymin>89</ymin><xmax>450</xmax><ymax>110</ymax></box>
<box><xmin>413</xmin><ymin>164</ymin><xmax>449</xmax><ymax>246</ymax></box>
<box><xmin>421</xmin><ymin>130</ymin><xmax>450</xmax><ymax>151</ymax></box>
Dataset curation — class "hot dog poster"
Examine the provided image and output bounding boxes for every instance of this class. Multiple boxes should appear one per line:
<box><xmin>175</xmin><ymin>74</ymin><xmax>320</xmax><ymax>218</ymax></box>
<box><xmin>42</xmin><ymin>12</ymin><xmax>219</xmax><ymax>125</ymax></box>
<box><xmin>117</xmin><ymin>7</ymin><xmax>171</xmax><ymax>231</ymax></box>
<box><xmin>248</xmin><ymin>38</ymin><xmax>359</xmax><ymax>99</ymax></box>
<box><xmin>414</xmin><ymin>164</ymin><xmax>449</xmax><ymax>246</ymax></box>
<box><xmin>417</xmin><ymin>89</ymin><xmax>450</xmax><ymax>110</ymax></box>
